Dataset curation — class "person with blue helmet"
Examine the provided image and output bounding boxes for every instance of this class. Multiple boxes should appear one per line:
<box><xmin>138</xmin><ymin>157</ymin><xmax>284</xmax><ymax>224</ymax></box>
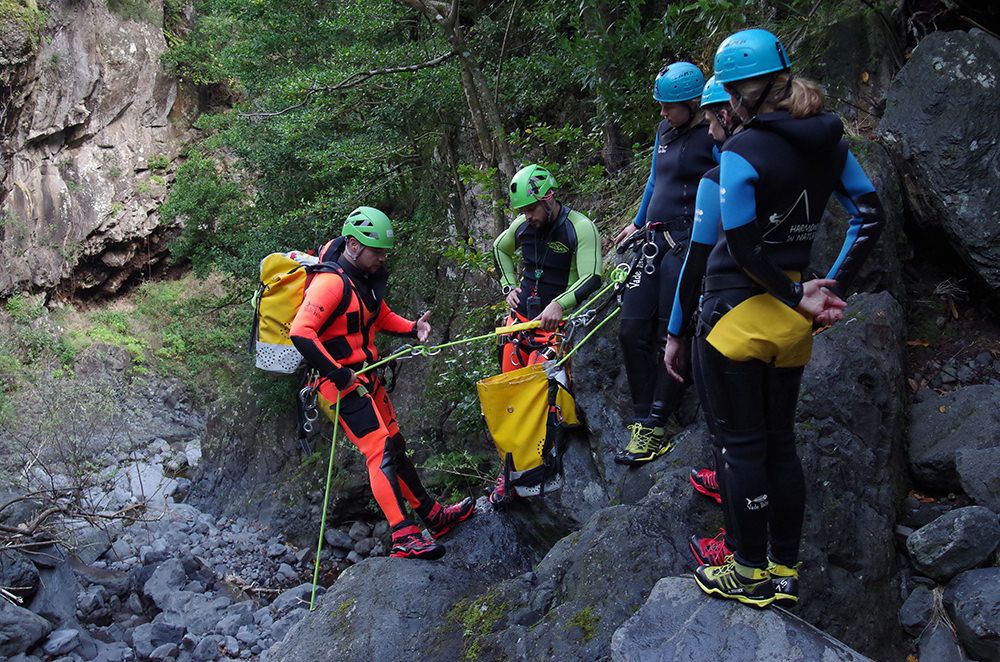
<box><xmin>662</xmin><ymin>28</ymin><xmax>884</xmax><ymax>608</ymax></box>
<box><xmin>611</xmin><ymin>61</ymin><xmax>719</xmax><ymax>465</ymax></box>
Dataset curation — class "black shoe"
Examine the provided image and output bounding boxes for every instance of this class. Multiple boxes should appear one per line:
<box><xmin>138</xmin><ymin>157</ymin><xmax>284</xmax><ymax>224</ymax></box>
<box><xmin>694</xmin><ymin>555</ymin><xmax>774</xmax><ymax>608</ymax></box>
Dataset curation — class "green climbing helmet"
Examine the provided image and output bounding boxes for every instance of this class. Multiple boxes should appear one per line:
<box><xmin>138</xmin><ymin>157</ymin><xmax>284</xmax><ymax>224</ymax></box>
<box><xmin>509</xmin><ymin>165</ymin><xmax>557</xmax><ymax>210</ymax></box>
<box><xmin>342</xmin><ymin>206</ymin><xmax>395</xmax><ymax>249</ymax></box>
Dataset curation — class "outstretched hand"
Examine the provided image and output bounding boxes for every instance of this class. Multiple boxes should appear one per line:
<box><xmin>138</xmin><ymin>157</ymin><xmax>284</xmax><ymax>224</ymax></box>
<box><xmin>415</xmin><ymin>310</ymin><xmax>432</xmax><ymax>342</ymax></box>
<box><xmin>611</xmin><ymin>221</ymin><xmax>638</xmax><ymax>248</ymax></box>
<box><xmin>663</xmin><ymin>335</ymin><xmax>687</xmax><ymax>383</ymax></box>
<box><xmin>796</xmin><ymin>279</ymin><xmax>847</xmax><ymax>324</ymax></box>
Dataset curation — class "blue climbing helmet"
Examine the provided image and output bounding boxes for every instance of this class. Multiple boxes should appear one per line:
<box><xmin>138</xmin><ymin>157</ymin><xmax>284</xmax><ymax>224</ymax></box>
<box><xmin>653</xmin><ymin>62</ymin><xmax>705</xmax><ymax>103</ymax></box>
<box><xmin>700</xmin><ymin>75</ymin><xmax>729</xmax><ymax>108</ymax></box>
<box><xmin>713</xmin><ymin>28</ymin><xmax>791</xmax><ymax>84</ymax></box>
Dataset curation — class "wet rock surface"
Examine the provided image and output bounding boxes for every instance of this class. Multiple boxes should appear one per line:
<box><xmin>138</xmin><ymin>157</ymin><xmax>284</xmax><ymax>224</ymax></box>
<box><xmin>906</xmin><ymin>506</ymin><xmax>1000</xmax><ymax>583</ymax></box>
<box><xmin>611</xmin><ymin>577</ymin><xmax>875</xmax><ymax>662</ymax></box>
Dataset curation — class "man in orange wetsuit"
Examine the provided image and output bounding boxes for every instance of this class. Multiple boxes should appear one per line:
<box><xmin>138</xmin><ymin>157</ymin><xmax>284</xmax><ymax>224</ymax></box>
<box><xmin>290</xmin><ymin>206</ymin><xmax>474</xmax><ymax>559</ymax></box>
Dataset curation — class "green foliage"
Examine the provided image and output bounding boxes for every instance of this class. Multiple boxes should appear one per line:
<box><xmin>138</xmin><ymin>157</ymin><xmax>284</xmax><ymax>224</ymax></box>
<box><xmin>5</xmin><ymin>294</ymin><xmax>44</xmax><ymax>324</ymax></box>
<box><xmin>79</xmin><ymin>312</ymin><xmax>148</xmax><ymax>362</ymax></box>
<box><xmin>106</xmin><ymin>0</ymin><xmax>159</xmax><ymax>25</ymax></box>
<box><xmin>447</xmin><ymin>591</ymin><xmax>508</xmax><ymax>661</ymax></box>
<box><xmin>0</xmin><ymin>0</ymin><xmax>48</xmax><ymax>66</ymax></box>
<box><xmin>418</xmin><ymin>449</ymin><xmax>493</xmax><ymax>502</ymax></box>
<box><xmin>567</xmin><ymin>605</ymin><xmax>600</xmax><ymax>642</ymax></box>
<box><xmin>147</xmin><ymin>154</ymin><xmax>170</xmax><ymax>171</ymax></box>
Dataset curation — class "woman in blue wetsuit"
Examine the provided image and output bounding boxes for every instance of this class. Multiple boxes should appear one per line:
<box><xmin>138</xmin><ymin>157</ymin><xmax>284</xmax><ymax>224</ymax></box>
<box><xmin>612</xmin><ymin>62</ymin><xmax>718</xmax><ymax>465</ymax></box>
<box><xmin>663</xmin><ymin>29</ymin><xmax>884</xmax><ymax>608</ymax></box>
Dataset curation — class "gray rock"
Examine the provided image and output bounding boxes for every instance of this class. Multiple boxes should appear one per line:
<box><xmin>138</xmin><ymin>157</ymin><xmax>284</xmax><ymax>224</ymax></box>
<box><xmin>345</xmin><ymin>551</ymin><xmax>363</xmax><ymax>565</ymax></box>
<box><xmin>907</xmin><ymin>506</ymin><xmax>1000</xmax><ymax>582</ymax></box>
<box><xmin>272</xmin><ymin>584</ymin><xmax>321</xmax><ymax>614</ymax></box>
<box><xmin>266</xmin><ymin>543</ymin><xmax>288</xmax><ymax>558</ymax></box>
<box><xmin>0</xmin><ymin>550</ymin><xmax>40</xmax><ymax>601</ymax></box>
<box><xmin>276</xmin><ymin>563</ymin><xmax>298</xmax><ymax>582</ymax></box>
<box><xmin>192</xmin><ymin>634</ymin><xmax>224</xmax><ymax>661</ymax></box>
<box><xmin>150</xmin><ymin>642</ymin><xmax>180</xmax><ymax>660</ymax></box>
<box><xmin>353</xmin><ymin>537</ymin><xmax>376</xmax><ymax>556</ymax></box>
<box><xmin>143</xmin><ymin>558</ymin><xmax>188</xmax><ymax>609</ymax></box>
<box><xmin>611</xmin><ymin>577</ymin><xmax>874</xmax><ymax>661</ymax></box>
<box><xmin>945</xmin><ymin>568</ymin><xmax>1000</xmax><ymax>661</ymax></box>
<box><xmin>955</xmin><ymin>447</ymin><xmax>1000</xmax><ymax>512</ymax></box>
<box><xmin>917</xmin><ymin>620</ymin><xmax>968</xmax><ymax>662</ymax></box>
<box><xmin>347</xmin><ymin>521</ymin><xmax>372</xmax><ymax>541</ymax></box>
<box><xmin>28</xmin><ymin>557</ymin><xmax>81</xmax><ymax>627</ymax></box>
<box><xmin>76</xmin><ymin>585</ymin><xmax>110</xmax><ymax>625</ymax></box>
<box><xmin>236</xmin><ymin>625</ymin><xmax>258</xmax><ymax>646</ymax></box>
<box><xmin>879</xmin><ymin>29</ymin><xmax>1000</xmax><ymax>293</ymax></box>
<box><xmin>87</xmin><ymin>641</ymin><xmax>134</xmax><ymax>662</ymax></box>
<box><xmin>132</xmin><ymin>620</ymin><xmax>185</xmax><ymax>658</ymax></box>
<box><xmin>899</xmin><ymin>585</ymin><xmax>935</xmax><ymax>637</ymax></box>
<box><xmin>0</xmin><ymin>599</ymin><xmax>53</xmax><ymax>657</ymax></box>
<box><xmin>907</xmin><ymin>385</ymin><xmax>1000</xmax><ymax>491</ymax></box>
<box><xmin>323</xmin><ymin>528</ymin><xmax>353</xmax><ymax>550</ymax></box>
<box><xmin>224</xmin><ymin>634</ymin><xmax>240</xmax><ymax>655</ymax></box>
<box><xmin>42</xmin><ymin>628</ymin><xmax>80</xmax><ymax>656</ymax></box>
<box><xmin>215</xmin><ymin>606</ymin><xmax>253</xmax><ymax>637</ymax></box>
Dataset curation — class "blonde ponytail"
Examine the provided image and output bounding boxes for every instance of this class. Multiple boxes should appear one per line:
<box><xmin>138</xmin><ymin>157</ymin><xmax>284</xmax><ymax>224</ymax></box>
<box><xmin>730</xmin><ymin>73</ymin><xmax>826</xmax><ymax>118</ymax></box>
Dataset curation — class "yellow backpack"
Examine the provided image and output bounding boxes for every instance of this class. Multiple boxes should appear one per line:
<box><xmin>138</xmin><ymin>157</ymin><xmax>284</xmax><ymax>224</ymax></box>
<box><xmin>250</xmin><ymin>252</ymin><xmax>349</xmax><ymax>373</ymax></box>
<box><xmin>477</xmin><ymin>362</ymin><xmax>582</xmax><ymax>497</ymax></box>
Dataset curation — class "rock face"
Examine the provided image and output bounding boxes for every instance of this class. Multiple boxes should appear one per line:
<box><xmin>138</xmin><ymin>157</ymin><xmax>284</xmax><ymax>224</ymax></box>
<box><xmin>879</xmin><ymin>29</ymin><xmax>1000</xmax><ymax>293</ymax></box>
<box><xmin>0</xmin><ymin>0</ymin><xmax>198</xmax><ymax>298</ymax></box>
<box><xmin>907</xmin><ymin>385</ymin><xmax>1000</xmax><ymax>492</ymax></box>
<box><xmin>611</xmin><ymin>577</ymin><xmax>875</xmax><ymax>662</ymax></box>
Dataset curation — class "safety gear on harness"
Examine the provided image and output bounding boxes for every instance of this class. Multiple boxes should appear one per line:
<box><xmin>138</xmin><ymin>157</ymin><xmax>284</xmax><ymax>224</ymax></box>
<box><xmin>713</xmin><ymin>28</ymin><xmax>791</xmax><ymax>84</ymax></box>
<box><xmin>694</xmin><ymin>555</ymin><xmax>775</xmax><ymax>607</ymax></box>
<box><xmin>422</xmin><ymin>497</ymin><xmax>475</xmax><ymax>539</ymax></box>
<box><xmin>509</xmin><ymin>165</ymin><xmax>557</xmax><ymax>210</ymax></box>
<box><xmin>653</xmin><ymin>62</ymin><xmax>705</xmax><ymax>103</ymax></box>
<box><xmin>343</xmin><ymin>206</ymin><xmax>395</xmax><ymax>248</ymax></box>
<box><xmin>390</xmin><ymin>524</ymin><xmax>445</xmax><ymax>560</ymax></box>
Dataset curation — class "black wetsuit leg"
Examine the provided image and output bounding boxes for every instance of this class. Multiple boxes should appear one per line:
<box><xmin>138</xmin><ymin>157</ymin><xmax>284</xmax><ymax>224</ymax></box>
<box><xmin>647</xmin><ymin>247</ymin><xmax>689</xmax><ymax>425</ymax></box>
<box><xmin>696</xmin><ymin>330</ymin><xmax>806</xmax><ymax>567</ymax></box>
<box><xmin>764</xmin><ymin>365</ymin><xmax>806</xmax><ymax>565</ymax></box>
<box><xmin>619</xmin><ymin>232</ymin><xmax>666</xmax><ymax>421</ymax></box>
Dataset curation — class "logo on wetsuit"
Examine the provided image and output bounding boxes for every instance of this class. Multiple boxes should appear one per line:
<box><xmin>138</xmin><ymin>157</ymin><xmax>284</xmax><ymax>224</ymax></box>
<box><xmin>745</xmin><ymin>494</ymin><xmax>769</xmax><ymax>511</ymax></box>
<box><xmin>547</xmin><ymin>241</ymin><xmax>570</xmax><ymax>253</ymax></box>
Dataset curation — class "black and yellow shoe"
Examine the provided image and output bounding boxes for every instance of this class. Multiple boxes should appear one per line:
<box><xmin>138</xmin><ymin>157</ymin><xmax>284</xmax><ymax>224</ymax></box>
<box><xmin>768</xmin><ymin>559</ymin><xmax>800</xmax><ymax>607</ymax></box>
<box><xmin>614</xmin><ymin>423</ymin><xmax>673</xmax><ymax>465</ymax></box>
<box><xmin>694</xmin><ymin>555</ymin><xmax>774</xmax><ymax>608</ymax></box>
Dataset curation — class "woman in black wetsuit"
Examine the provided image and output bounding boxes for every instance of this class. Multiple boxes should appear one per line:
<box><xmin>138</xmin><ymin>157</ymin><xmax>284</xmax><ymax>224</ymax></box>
<box><xmin>664</xmin><ymin>29</ymin><xmax>884</xmax><ymax>607</ymax></box>
<box><xmin>612</xmin><ymin>62</ymin><xmax>718</xmax><ymax>465</ymax></box>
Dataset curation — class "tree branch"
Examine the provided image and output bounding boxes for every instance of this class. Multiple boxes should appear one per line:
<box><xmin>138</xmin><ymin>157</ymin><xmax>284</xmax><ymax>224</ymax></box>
<box><xmin>240</xmin><ymin>51</ymin><xmax>457</xmax><ymax>120</ymax></box>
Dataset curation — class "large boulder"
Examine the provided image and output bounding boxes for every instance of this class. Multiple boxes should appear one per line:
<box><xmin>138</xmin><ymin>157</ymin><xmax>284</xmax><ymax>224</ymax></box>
<box><xmin>906</xmin><ymin>506</ymin><xmax>1000</xmax><ymax>583</ymax></box>
<box><xmin>945</xmin><ymin>567</ymin><xmax>1000</xmax><ymax>662</ymax></box>
<box><xmin>879</xmin><ymin>29</ymin><xmax>1000</xmax><ymax>293</ymax></box>
<box><xmin>907</xmin><ymin>385</ymin><xmax>1000</xmax><ymax>492</ymax></box>
<box><xmin>0</xmin><ymin>598</ymin><xmax>53</xmax><ymax>658</ymax></box>
<box><xmin>955</xmin><ymin>446</ymin><xmax>1000</xmax><ymax>512</ymax></box>
<box><xmin>611</xmin><ymin>577</ymin><xmax>875</xmax><ymax>661</ymax></box>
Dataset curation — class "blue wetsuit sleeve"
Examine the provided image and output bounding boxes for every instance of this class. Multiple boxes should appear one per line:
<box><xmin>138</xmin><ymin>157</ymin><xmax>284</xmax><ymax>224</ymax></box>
<box><xmin>825</xmin><ymin>151</ymin><xmax>884</xmax><ymax>297</ymax></box>
<box><xmin>712</xmin><ymin>144</ymin><xmax>721</xmax><ymax>164</ymax></box>
<box><xmin>632</xmin><ymin>134</ymin><xmax>658</xmax><ymax>228</ymax></box>
<box><xmin>720</xmin><ymin>151</ymin><xmax>803</xmax><ymax>308</ymax></box>
<box><xmin>668</xmin><ymin>177</ymin><xmax>720</xmax><ymax>337</ymax></box>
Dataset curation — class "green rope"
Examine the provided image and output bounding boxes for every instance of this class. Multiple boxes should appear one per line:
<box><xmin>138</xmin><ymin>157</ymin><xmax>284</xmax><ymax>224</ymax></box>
<box><xmin>309</xmin><ymin>392</ymin><xmax>340</xmax><ymax>612</ymax></box>
<box><xmin>556</xmin><ymin>306</ymin><xmax>621</xmax><ymax>367</ymax></box>
<box><xmin>566</xmin><ymin>264</ymin><xmax>629</xmax><ymax>321</ymax></box>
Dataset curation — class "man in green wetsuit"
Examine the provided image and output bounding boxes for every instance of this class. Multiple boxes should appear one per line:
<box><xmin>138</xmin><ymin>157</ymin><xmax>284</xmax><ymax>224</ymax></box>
<box><xmin>488</xmin><ymin>164</ymin><xmax>602</xmax><ymax>504</ymax></box>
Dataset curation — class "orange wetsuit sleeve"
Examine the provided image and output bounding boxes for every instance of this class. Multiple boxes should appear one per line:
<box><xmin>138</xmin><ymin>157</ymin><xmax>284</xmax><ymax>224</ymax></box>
<box><xmin>290</xmin><ymin>272</ymin><xmax>354</xmax><ymax>389</ymax></box>
<box><xmin>376</xmin><ymin>301</ymin><xmax>418</xmax><ymax>338</ymax></box>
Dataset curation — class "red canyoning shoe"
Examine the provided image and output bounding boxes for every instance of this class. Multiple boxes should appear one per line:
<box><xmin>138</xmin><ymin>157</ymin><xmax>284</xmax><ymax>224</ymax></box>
<box><xmin>390</xmin><ymin>524</ymin><xmax>445</xmax><ymax>560</ymax></box>
<box><xmin>488</xmin><ymin>472</ymin><xmax>517</xmax><ymax>508</ymax></box>
<box><xmin>689</xmin><ymin>468</ymin><xmax>722</xmax><ymax>504</ymax></box>
<box><xmin>690</xmin><ymin>528</ymin><xmax>731</xmax><ymax>566</ymax></box>
<box><xmin>423</xmin><ymin>497</ymin><xmax>475</xmax><ymax>539</ymax></box>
